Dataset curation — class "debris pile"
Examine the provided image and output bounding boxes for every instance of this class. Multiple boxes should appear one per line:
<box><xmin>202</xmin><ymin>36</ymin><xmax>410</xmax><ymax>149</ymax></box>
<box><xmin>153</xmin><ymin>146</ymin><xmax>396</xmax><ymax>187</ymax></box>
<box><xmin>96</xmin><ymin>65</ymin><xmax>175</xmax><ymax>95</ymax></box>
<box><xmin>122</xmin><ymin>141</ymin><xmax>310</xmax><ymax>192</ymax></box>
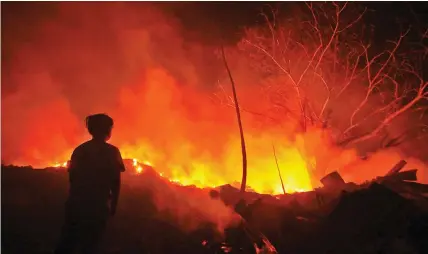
<box><xmin>208</xmin><ymin>160</ymin><xmax>428</xmax><ymax>253</ymax></box>
<box><xmin>1</xmin><ymin>160</ymin><xmax>428</xmax><ymax>254</ymax></box>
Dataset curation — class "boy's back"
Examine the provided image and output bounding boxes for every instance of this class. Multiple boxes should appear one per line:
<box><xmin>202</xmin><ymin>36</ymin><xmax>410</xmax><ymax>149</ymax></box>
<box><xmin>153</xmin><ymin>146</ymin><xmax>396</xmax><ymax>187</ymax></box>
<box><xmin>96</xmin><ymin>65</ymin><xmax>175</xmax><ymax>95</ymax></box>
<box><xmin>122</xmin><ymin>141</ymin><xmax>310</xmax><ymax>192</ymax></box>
<box><xmin>67</xmin><ymin>139</ymin><xmax>125</xmax><ymax>214</ymax></box>
<box><xmin>55</xmin><ymin>113</ymin><xmax>125</xmax><ymax>254</ymax></box>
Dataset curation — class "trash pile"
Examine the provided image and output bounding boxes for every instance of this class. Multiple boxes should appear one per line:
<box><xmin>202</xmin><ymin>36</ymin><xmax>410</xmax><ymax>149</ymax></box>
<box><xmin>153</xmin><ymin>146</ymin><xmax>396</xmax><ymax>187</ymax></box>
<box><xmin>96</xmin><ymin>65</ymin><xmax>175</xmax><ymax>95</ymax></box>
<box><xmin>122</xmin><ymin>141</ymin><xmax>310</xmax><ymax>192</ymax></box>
<box><xmin>209</xmin><ymin>160</ymin><xmax>428</xmax><ymax>253</ymax></box>
<box><xmin>2</xmin><ymin>160</ymin><xmax>428</xmax><ymax>254</ymax></box>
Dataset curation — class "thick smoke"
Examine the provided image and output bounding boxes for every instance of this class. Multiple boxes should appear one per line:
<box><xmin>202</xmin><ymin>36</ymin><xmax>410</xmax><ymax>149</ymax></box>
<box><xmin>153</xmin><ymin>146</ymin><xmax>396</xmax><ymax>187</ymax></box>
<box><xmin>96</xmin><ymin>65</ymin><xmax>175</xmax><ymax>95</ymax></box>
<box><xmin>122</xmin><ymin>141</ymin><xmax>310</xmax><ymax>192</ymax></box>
<box><xmin>2</xmin><ymin>2</ymin><xmax>428</xmax><ymax>234</ymax></box>
<box><xmin>1</xmin><ymin>2</ymin><xmax>310</xmax><ymax>193</ymax></box>
<box><xmin>2</xmin><ymin>2</ymin><xmax>224</xmax><ymax>166</ymax></box>
<box><xmin>2</xmin><ymin>2</ymin><xmax>427</xmax><ymax>189</ymax></box>
<box><xmin>2</xmin><ymin>2</ymin><xmax>245</xmax><ymax>234</ymax></box>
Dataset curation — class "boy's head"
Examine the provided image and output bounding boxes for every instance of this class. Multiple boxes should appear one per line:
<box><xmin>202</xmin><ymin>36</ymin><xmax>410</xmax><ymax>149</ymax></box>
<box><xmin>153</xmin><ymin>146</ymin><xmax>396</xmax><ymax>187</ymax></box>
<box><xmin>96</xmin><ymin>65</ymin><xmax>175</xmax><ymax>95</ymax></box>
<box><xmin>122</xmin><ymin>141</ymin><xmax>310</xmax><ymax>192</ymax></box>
<box><xmin>86</xmin><ymin>113</ymin><xmax>114</xmax><ymax>141</ymax></box>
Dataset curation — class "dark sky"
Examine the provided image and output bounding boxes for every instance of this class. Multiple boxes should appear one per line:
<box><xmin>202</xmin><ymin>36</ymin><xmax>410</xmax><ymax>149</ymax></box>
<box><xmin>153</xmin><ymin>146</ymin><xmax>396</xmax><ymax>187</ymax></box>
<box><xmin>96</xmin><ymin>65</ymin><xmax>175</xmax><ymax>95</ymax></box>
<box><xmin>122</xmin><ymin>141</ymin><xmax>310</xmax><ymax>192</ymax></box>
<box><xmin>3</xmin><ymin>2</ymin><xmax>426</xmax><ymax>83</ymax></box>
<box><xmin>3</xmin><ymin>1</ymin><xmax>427</xmax><ymax>44</ymax></box>
<box><xmin>1</xmin><ymin>1</ymin><xmax>426</xmax><ymax>100</ymax></box>
<box><xmin>2</xmin><ymin>1</ymin><xmax>427</xmax><ymax>90</ymax></box>
<box><xmin>158</xmin><ymin>2</ymin><xmax>428</xmax><ymax>44</ymax></box>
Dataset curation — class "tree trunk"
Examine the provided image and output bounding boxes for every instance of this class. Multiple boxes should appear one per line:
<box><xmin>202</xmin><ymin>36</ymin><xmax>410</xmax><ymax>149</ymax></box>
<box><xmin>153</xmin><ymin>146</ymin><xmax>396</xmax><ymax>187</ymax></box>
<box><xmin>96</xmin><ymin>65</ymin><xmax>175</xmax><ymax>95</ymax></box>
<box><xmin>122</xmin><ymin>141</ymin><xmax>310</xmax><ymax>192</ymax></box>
<box><xmin>221</xmin><ymin>46</ymin><xmax>248</xmax><ymax>193</ymax></box>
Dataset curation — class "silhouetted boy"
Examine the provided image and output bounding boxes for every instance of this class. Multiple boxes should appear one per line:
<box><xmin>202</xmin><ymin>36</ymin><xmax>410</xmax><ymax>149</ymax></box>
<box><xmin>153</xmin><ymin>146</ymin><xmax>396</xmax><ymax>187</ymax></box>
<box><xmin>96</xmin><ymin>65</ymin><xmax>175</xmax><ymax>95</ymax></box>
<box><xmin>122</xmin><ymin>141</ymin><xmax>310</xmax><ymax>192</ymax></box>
<box><xmin>55</xmin><ymin>114</ymin><xmax>125</xmax><ymax>254</ymax></box>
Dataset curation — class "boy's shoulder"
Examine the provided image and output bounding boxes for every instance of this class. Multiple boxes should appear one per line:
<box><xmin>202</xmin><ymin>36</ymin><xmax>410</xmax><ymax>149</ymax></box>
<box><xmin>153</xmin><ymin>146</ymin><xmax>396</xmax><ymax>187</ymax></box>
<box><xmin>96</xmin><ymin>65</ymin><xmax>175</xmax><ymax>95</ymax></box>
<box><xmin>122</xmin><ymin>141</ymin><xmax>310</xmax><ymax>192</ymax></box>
<box><xmin>73</xmin><ymin>140</ymin><xmax>121</xmax><ymax>154</ymax></box>
<box><xmin>105</xmin><ymin>142</ymin><xmax>121</xmax><ymax>154</ymax></box>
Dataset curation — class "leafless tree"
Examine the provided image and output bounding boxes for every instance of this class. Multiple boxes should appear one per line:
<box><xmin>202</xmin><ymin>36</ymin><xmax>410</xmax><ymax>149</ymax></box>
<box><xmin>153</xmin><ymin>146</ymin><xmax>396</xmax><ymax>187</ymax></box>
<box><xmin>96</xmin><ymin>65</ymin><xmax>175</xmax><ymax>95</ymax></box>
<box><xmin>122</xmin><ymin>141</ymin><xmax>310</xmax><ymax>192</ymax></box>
<box><xmin>215</xmin><ymin>2</ymin><xmax>427</xmax><ymax>182</ymax></box>
<box><xmin>221</xmin><ymin>46</ymin><xmax>248</xmax><ymax>193</ymax></box>
<box><xmin>237</xmin><ymin>2</ymin><xmax>427</xmax><ymax>148</ymax></box>
<box><xmin>215</xmin><ymin>2</ymin><xmax>427</xmax><ymax>187</ymax></box>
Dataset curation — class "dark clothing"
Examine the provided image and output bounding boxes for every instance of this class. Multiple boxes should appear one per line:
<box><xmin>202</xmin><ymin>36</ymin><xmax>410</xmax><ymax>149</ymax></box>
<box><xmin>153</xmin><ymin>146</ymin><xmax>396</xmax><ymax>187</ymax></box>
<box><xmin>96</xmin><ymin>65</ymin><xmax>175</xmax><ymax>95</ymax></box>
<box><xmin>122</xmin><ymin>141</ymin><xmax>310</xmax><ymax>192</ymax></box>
<box><xmin>55</xmin><ymin>139</ymin><xmax>125</xmax><ymax>254</ymax></box>
<box><xmin>55</xmin><ymin>208</ymin><xmax>108</xmax><ymax>254</ymax></box>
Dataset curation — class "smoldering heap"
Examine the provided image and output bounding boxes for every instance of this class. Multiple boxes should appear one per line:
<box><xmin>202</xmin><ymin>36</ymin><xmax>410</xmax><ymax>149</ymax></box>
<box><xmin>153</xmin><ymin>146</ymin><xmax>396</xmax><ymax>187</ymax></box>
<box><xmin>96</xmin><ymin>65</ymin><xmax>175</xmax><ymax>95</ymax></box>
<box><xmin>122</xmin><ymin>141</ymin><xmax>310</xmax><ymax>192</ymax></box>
<box><xmin>122</xmin><ymin>159</ymin><xmax>428</xmax><ymax>254</ymax></box>
<box><xmin>2</xmin><ymin>159</ymin><xmax>427</xmax><ymax>254</ymax></box>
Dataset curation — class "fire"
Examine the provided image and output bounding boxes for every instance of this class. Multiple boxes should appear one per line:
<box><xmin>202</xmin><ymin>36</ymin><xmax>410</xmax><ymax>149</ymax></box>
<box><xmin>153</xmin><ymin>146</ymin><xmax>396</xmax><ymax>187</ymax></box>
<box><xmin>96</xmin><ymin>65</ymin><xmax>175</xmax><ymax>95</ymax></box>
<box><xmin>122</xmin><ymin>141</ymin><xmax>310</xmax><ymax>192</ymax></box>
<box><xmin>11</xmin><ymin>3</ymin><xmax>428</xmax><ymax>197</ymax></box>
<box><xmin>56</xmin><ymin>152</ymin><xmax>312</xmax><ymax>193</ymax></box>
<box><xmin>53</xmin><ymin>161</ymin><xmax>68</xmax><ymax>168</ymax></box>
<box><xmin>113</xmin><ymin>131</ymin><xmax>316</xmax><ymax>194</ymax></box>
<box><xmin>133</xmin><ymin>158</ymin><xmax>148</xmax><ymax>174</ymax></box>
<box><xmin>52</xmin><ymin>139</ymin><xmax>314</xmax><ymax>195</ymax></box>
<box><xmin>136</xmin><ymin>166</ymin><xmax>143</xmax><ymax>173</ymax></box>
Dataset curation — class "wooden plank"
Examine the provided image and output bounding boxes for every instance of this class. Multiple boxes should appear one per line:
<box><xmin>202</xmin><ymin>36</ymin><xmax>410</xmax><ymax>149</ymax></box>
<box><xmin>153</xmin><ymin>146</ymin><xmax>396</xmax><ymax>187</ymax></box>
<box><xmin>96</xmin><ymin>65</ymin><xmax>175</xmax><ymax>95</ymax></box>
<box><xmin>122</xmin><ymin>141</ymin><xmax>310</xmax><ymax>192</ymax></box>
<box><xmin>385</xmin><ymin>160</ymin><xmax>407</xmax><ymax>176</ymax></box>
<box><xmin>382</xmin><ymin>169</ymin><xmax>418</xmax><ymax>182</ymax></box>
<box><xmin>320</xmin><ymin>171</ymin><xmax>346</xmax><ymax>188</ymax></box>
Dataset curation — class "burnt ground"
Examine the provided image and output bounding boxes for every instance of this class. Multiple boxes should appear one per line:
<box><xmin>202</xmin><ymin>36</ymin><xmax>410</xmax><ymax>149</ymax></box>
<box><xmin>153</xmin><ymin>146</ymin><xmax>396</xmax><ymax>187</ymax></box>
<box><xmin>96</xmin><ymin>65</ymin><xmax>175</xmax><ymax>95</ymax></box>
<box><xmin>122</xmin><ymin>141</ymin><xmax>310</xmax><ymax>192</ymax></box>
<box><xmin>2</xmin><ymin>165</ymin><xmax>428</xmax><ymax>254</ymax></box>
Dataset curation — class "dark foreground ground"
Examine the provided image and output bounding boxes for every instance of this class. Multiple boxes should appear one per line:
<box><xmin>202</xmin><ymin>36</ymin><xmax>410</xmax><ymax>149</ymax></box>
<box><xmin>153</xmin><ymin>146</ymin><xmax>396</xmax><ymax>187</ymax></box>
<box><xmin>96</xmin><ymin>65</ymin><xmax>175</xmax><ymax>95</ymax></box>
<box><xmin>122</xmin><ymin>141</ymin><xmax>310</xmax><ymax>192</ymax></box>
<box><xmin>2</xmin><ymin>165</ymin><xmax>428</xmax><ymax>254</ymax></box>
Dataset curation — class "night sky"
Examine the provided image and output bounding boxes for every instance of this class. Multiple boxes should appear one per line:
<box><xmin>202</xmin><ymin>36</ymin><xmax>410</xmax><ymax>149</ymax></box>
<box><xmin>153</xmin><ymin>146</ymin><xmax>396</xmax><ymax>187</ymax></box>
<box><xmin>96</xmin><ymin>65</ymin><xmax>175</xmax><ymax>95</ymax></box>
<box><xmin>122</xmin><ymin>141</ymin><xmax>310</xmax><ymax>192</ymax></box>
<box><xmin>2</xmin><ymin>1</ymin><xmax>428</xmax><ymax>111</ymax></box>
<box><xmin>3</xmin><ymin>1</ymin><xmax>427</xmax><ymax>96</ymax></box>
<box><xmin>3</xmin><ymin>2</ymin><xmax>428</xmax><ymax>44</ymax></box>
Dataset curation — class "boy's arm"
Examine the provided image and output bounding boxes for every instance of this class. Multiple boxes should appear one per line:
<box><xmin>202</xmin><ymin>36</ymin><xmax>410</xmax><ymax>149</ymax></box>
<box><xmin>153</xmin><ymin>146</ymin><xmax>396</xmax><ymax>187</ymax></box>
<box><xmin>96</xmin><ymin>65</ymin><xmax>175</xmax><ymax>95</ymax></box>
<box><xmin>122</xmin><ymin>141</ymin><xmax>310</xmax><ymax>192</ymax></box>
<box><xmin>110</xmin><ymin>169</ymin><xmax>121</xmax><ymax>216</ymax></box>
<box><xmin>67</xmin><ymin>149</ymin><xmax>79</xmax><ymax>184</ymax></box>
<box><xmin>116</xmin><ymin>148</ymin><xmax>126</xmax><ymax>172</ymax></box>
<box><xmin>110</xmin><ymin>148</ymin><xmax>125</xmax><ymax>216</ymax></box>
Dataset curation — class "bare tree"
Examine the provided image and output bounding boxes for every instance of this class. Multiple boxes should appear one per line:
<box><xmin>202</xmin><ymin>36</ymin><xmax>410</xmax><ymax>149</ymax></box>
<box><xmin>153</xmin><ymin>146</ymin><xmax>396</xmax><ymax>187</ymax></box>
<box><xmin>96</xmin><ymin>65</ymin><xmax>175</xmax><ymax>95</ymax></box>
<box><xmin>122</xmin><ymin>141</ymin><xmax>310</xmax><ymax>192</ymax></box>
<box><xmin>214</xmin><ymin>2</ymin><xmax>428</xmax><ymax>180</ymax></box>
<box><xmin>238</xmin><ymin>3</ymin><xmax>426</xmax><ymax>140</ymax></box>
<box><xmin>221</xmin><ymin>46</ymin><xmax>248</xmax><ymax>193</ymax></box>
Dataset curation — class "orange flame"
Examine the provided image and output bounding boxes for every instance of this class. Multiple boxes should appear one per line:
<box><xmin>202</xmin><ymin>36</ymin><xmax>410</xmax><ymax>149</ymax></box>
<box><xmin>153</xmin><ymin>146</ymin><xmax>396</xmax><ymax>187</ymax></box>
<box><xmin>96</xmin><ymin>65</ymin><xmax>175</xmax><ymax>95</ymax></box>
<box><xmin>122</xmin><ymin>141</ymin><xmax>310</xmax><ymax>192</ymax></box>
<box><xmin>52</xmin><ymin>140</ymin><xmax>314</xmax><ymax>194</ymax></box>
<box><xmin>7</xmin><ymin>5</ymin><xmax>428</xmax><ymax>196</ymax></box>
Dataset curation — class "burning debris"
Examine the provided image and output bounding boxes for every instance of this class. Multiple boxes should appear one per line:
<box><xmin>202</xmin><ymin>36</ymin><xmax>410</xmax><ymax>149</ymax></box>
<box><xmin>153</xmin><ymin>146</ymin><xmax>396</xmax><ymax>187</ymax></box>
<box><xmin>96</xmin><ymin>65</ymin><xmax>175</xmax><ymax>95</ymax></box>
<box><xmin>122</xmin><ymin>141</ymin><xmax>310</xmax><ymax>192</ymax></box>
<box><xmin>106</xmin><ymin>158</ymin><xmax>428</xmax><ymax>252</ymax></box>
<box><xmin>3</xmin><ymin>159</ymin><xmax>428</xmax><ymax>254</ymax></box>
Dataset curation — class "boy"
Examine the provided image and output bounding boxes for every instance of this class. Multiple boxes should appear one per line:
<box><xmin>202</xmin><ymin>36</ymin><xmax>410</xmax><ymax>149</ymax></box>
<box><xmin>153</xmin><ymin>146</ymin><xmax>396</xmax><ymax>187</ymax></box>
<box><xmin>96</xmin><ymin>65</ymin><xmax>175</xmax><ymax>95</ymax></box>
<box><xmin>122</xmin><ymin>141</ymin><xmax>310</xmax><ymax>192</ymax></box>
<box><xmin>55</xmin><ymin>113</ymin><xmax>125</xmax><ymax>254</ymax></box>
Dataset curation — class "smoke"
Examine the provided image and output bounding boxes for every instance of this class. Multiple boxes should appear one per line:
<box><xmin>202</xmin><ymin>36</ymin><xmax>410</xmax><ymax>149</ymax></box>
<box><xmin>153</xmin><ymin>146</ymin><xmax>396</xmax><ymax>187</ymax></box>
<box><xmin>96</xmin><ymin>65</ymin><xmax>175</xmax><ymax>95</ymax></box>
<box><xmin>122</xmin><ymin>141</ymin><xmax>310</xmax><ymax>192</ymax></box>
<box><xmin>1</xmin><ymin>2</ymin><xmax>308</xmax><ymax>192</ymax></box>
<box><xmin>122</xmin><ymin>169</ymin><xmax>241</xmax><ymax>235</ymax></box>
<box><xmin>2</xmin><ymin>2</ymin><xmax>427</xmax><ymax>191</ymax></box>
<box><xmin>2</xmin><ymin>2</ymin><xmax>246</xmax><ymax>234</ymax></box>
<box><xmin>2</xmin><ymin>1</ymin><xmax>428</xmax><ymax>236</ymax></box>
<box><xmin>1</xmin><ymin>2</ymin><xmax>220</xmax><ymax>165</ymax></box>
<box><xmin>235</xmin><ymin>4</ymin><xmax>428</xmax><ymax>184</ymax></box>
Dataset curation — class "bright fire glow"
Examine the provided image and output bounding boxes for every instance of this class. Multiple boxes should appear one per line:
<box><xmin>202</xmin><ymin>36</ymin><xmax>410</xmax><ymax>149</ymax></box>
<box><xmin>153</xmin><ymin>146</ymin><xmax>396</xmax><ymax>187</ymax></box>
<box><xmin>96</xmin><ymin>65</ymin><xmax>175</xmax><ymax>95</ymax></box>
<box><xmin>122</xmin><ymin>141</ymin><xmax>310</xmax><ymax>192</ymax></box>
<box><xmin>52</xmin><ymin>138</ymin><xmax>316</xmax><ymax>195</ymax></box>
<box><xmin>136</xmin><ymin>166</ymin><xmax>143</xmax><ymax>173</ymax></box>
<box><xmin>133</xmin><ymin>153</ymin><xmax>309</xmax><ymax>193</ymax></box>
<box><xmin>11</xmin><ymin>6</ymin><xmax>428</xmax><ymax>195</ymax></box>
<box><xmin>52</xmin><ymin>155</ymin><xmax>313</xmax><ymax>193</ymax></box>
<box><xmin>111</xmin><ymin>128</ymin><xmax>336</xmax><ymax>194</ymax></box>
<box><xmin>54</xmin><ymin>161</ymin><xmax>68</xmax><ymax>168</ymax></box>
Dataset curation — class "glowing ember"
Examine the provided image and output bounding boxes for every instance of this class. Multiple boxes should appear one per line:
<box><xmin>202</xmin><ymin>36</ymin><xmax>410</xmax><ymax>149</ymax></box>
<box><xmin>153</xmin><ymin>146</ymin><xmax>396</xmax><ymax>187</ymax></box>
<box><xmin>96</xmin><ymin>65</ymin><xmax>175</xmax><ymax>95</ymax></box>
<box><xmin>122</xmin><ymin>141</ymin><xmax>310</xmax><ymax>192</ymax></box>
<box><xmin>53</xmin><ymin>162</ymin><xmax>68</xmax><ymax>168</ymax></box>
<box><xmin>136</xmin><ymin>166</ymin><xmax>143</xmax><ymax>174</ymax></box>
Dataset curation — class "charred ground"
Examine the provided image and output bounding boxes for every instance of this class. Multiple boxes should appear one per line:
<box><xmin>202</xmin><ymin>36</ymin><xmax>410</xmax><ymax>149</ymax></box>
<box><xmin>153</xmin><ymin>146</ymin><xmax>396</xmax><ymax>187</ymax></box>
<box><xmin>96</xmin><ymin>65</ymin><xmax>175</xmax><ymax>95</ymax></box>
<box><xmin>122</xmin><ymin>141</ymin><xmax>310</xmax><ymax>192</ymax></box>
<box><xmin>2</xmin><ymin>162</ymin><xmax>428</xmax><ymax>254</ymax></box>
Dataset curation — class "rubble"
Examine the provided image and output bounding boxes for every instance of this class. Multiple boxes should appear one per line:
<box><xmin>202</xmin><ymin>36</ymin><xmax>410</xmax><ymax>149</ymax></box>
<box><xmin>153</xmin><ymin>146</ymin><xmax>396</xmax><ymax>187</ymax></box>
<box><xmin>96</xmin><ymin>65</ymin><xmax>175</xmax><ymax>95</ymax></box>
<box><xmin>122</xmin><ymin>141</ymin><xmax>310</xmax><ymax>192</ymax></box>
<box><xmin>209</xmin><ymin>160</ymin><xmax>428</xmax><ymax>253</ymax></box>
<box><xmin>309</xmin><ymin>182</ymin><xmax>426</xmax><ymax>254</ymax></box>
<box><xmin>2</xmin><ymin>160</ymin><xmax>428</xmax><ymax>254</ymax></box>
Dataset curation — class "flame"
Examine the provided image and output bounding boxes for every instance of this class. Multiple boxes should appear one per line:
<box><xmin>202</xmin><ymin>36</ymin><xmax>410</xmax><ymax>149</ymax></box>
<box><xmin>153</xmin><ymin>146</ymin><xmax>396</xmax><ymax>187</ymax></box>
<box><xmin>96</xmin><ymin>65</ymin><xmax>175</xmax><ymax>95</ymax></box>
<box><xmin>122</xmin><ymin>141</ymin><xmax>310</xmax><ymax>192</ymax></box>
<box><xmin>51</xmin><ymin>152</ymin><xmax>312</xmax><ymax>194</ymax></box>
<box><xmin>51</xmin><ymin>140</ymin><xmax>314</xmax><ymax>194</ymax></box>
<box><xmin>7</xmin><ymin>3</ymin><xmax>428</xmax><ymax>198</ymax></box>
<box><xmin>136</xmin><ymin>166</ymin><xmax>143</xmax><ymax>174</ymax></box>
<box><xmin>53</xmin><ymin>161</ymin><xmax>68</xmax><ymax>168</ymax></box>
